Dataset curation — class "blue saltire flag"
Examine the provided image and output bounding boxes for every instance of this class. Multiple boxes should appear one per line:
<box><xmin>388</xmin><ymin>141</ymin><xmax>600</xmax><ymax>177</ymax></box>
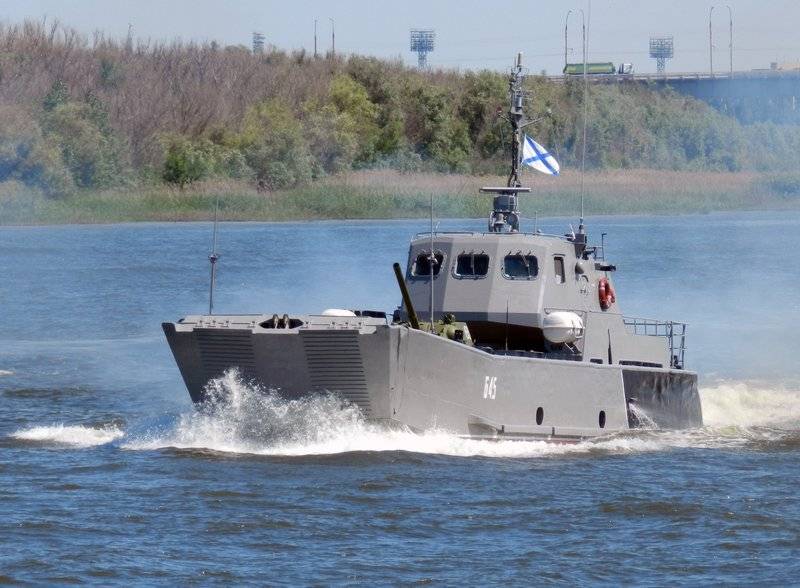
<box><xmin>522</xmin><ymin>134</ymin><xmax>560</xmax><ymax>176</ymax></box>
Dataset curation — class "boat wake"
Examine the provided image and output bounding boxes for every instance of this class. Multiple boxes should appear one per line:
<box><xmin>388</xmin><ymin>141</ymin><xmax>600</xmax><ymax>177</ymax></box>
<box><xmin>115</xmin><ymin>371</ymin><xmax>664</xmax><ymax>458</ymax></box>
<box><xmin>700</xmin><ymin>380</ymin><xmax>800</xmax><ymax>428</ymax></box>
<box><xmin>117</xmin><ymin>370</ymin><xmax>800</xmax><ymax>458</ymax></box>
<box><xmin>11</xmin><ymin>423</ymin><xmax>124</xmax><ymax>447</ymax></box>
<box><xmin>11</xmin><ymin>372</ymin><xmax>800</xmax><ymax>457</ymax></box>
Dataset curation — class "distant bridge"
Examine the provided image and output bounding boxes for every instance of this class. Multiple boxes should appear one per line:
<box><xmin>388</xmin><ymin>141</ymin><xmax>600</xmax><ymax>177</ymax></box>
<box><xmin>548</xmin><ymin>70</ymin><xmax>800</xmax><ymax>123</ymax></box>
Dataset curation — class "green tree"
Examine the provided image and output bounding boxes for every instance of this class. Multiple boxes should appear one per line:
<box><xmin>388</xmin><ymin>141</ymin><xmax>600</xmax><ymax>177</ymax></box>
<box><xmin>42</xmin><ymin>99</ymin><xmax>127</xmax><ymax>189</ymax></box>
<box><xmin>328</xmin><ymin>74</ymin><xmax>379</xmax><ymax>163</ymax></box>
<box><xmin>99</xmin><ymin>59</ymin><xmax>125</xmax><ymax>90</ymax></box>
<box><xmin>305</xmin><ymin>103</ymin><xmax>359</xmax><ymax>175</ymax></box>
<box><xmin>458</xmin><ymin>70</ymin><xmax>506</xmax><ymax>157</ymax></box>
<box><xmin>162</xmin><ymin>138</ymin><xmax>211</xmax><ymax>186</ymax></box>
<box><xmin>237</xmin><ymin>100</ymin><xmax>312</xmax><ymax>189</ymax></box>
<box><xmin>43</xmin><ymin>80</ymin><xmax>69</xmax><ymax>112</ymax></box>
<box><xmin>0</xmin><ymin>105</ymin><xmax>73</xmax><ymax>196</ymax></box>
<box><xmin>161</xmin><ymin>136</ymin><xmax>251</xmax><ymax>187</ymax></box>
<box><xmin>344</xmin><ymin>56</ymin><xmax>408</xmax><ymax>158</ymax></box>
<box><xmin>404</xmin><ymin>82</ymin><xmax>471</xmax><ymax>171</ymax></box>
<box><xmin>374</xmin><ymin>108</ymin><xmax>406</xmax><ymax>156</ymax></box>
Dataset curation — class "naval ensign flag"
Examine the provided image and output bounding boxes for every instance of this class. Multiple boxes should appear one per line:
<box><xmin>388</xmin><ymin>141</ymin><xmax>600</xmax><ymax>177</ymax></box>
<box><xmin>522</xmin><ymin>135</ymin><xmax>560</xmax><ymax>176</ymax></box>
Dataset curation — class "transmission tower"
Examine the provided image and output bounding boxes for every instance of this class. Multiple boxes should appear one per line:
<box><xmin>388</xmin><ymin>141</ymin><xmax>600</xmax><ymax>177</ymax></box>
<box><xmin>252</xmin><ymin>31</ymin><xmax>265</xmax><ymax>54</ymax></box>
<box><xmin>649</xmin><ymin>36</ymin><xmax>674</xmax><ymax>74</ymax></box>
<box><xmin>410</xmin><ymin>29</ymin><xmax>435</xmax><ymax>69</ymax></box>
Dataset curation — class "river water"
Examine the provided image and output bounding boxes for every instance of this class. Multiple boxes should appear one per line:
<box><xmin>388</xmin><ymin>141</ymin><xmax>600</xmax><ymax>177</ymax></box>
<box><xmin>1</xmin><ymin>211</ymin><xmax>799</xmax><ymax>584</ymax></box>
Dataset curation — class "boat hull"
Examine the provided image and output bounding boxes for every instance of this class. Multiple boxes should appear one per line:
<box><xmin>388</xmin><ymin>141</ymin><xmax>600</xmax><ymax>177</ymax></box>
<box><xmin>163</xmin><ymin>315</ymin><xmax>702</xmax><ymax>441</ymax></box>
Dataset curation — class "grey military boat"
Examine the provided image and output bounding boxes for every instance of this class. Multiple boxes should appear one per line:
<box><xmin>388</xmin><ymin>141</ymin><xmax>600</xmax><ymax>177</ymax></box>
<box><xmin>163</xmin><ymin>54</ymin><xmax>702</xmax><ymax>442</ymax></box>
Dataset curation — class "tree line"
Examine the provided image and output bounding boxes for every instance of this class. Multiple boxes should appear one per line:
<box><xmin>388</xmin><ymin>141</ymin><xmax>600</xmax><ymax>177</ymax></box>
<box><xmin>1</xmin><ymin>20</ymin><xmax>798</xmax><ymax>198</ymax></box>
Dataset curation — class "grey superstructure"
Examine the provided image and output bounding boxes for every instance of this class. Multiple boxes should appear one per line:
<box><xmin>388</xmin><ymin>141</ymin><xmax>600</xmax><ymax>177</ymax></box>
<box><xmin>163</xmin><ymin>54</ymin><xmax>701</xmax><ymax>440</ymax></box>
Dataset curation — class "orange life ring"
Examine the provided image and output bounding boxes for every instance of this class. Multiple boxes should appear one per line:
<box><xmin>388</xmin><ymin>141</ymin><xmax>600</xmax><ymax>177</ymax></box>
<box><xmin>598</xmin><ymin>277</ymin><xmax>616</xmax><ymax>310</ymax></box>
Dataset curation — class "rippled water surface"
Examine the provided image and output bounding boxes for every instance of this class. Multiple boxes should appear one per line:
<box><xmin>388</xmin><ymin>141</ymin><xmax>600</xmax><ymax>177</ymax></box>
<box><xmin>2</xmin><ymin>212</ymin><xmax>800</xmax><ymax>584</ymax></box>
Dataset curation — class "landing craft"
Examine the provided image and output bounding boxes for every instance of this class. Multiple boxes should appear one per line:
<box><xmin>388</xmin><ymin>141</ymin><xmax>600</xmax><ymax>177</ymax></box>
<box><xmin>163</xmin><ymin>53</ymin><xmax>702</xmax><ymax>441</ymax></box>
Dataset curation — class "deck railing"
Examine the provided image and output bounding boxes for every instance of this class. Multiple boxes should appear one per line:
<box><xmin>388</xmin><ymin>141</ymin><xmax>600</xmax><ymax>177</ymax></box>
<box><xmin>623</xmin><ymin>317</ymin><xmax>687</xmax><ymax>369</ymax></box>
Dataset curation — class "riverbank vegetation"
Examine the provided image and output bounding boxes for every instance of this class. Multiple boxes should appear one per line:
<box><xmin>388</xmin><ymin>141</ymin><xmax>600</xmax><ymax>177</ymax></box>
<box><xmin>3</xmin><ymin>169</ymin><xmax>798</xmax><ymax>225</ymax></box>
<box><xmin>1</xmin><ymin>20</ymin><xmax>799</xmax><ymax>224</ymax></box>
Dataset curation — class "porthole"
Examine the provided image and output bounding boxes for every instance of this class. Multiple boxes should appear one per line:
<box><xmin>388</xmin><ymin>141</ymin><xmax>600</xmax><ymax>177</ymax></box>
<box><xmin>599</xmin><ymin>410</ymin><xmax>606</xmax><ymax>429</ymax></box>
<box><xmin>536</xmin><ymin>406</ymin><xmax>544</xmax><ymax>425</ymax></box>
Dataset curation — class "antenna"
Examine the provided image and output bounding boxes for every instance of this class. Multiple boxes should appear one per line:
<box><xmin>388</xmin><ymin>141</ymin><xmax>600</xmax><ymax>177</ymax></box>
<box><xmin>649</xmin><ymin>36</ymin><xmax>674</xmax><ymax>74</ymax></box>
<box><xmin>410</xmin><ymin>29</ymin><xmax>435</xmax><ymax>69</ymax></box>
<box><xmin>208</xmin><ymin>197</ymin><xmax>220</xmax><ymax>315</ymax></box>
<box><xmin>579</xmin><ymin>7</ymin><xmax>588</xmax><ymax>227</ymax></box>
<box><xmin>429</xmin><ymin>193</ymin><xmax>435</xmax><ymax>329</ymax></box>
<box><xmin>506</xmin><ymin>51</ymin><xmax>527</xmax><ymax>189</ymax></box>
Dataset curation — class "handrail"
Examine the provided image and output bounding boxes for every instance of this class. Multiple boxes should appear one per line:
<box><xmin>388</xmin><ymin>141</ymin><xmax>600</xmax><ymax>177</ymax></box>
<box><xmin>623</xmin><ymin>316</ymin><xmax>687</xmax><ymax>369</ymax></box>
<box><xmin>412</xmin><ymin>230</ymin><xmax>566</xmax><ymax>240</ymax></box>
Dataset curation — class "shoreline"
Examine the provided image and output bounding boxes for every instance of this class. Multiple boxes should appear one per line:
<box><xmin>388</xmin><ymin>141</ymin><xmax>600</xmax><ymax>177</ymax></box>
<box><xmin>2</xmin><ymin>208</ymin><xmax>799</xmax><ymax>231</ymax></box>
<box><xmin>2</xmin><ymin>169</ymin><xmax>798</xmax><ymax>226</ymax></box>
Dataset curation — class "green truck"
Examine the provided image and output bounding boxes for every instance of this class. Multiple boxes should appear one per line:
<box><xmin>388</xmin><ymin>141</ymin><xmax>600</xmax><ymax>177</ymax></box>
<box><xmin>563</xmin><ymin>62</ymin><xmax>631</xmax><ymax>75</ymax></box>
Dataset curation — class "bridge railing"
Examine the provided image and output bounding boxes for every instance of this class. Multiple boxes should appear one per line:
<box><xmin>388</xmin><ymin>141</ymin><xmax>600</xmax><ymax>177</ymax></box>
<box><xmin>547</xmin><ymin>70</ymin><xmax>800</xmax><ymax>84</ymax></box>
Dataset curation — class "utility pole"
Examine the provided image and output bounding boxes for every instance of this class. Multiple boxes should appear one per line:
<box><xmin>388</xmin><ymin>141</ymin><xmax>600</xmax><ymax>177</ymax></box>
<box><xmin>579</xmin><ymin>7</ymin><xmax>587</xmax><ymax>225</ymax></box>
<box><xmin>330</xmin><ymin>17</ymin><xmax>335</xmax><ymax>57</ymax></box>
<box><xmin>726</xmin><ymin>5</ymin><xmax>733</xmax><ymax>76</ymax></box>
<box><xmin>709</xmin><ymin>6</ymin><xmax>715</xmax><ymax>76</ymax></box>
<box><xmin>314</xmin><ymin>19</ymin><xmax>318</xmax><ymax>58</ymax></box>
<box><xmin>564</xmin><ymin>9</ymin><xmax>572</xmax><ymax>71</ymax></box>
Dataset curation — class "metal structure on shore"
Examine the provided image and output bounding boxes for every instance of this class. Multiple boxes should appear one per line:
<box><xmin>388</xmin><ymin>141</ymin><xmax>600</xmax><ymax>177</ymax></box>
<box><xmin>410</xmin><ymin>29</ymin><xmax>435</xmax><ymax>69</ymax></box>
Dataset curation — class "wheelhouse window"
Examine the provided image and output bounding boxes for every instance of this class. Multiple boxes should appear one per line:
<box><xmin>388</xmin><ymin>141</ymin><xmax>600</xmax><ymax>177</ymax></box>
<box><xmin>455</xmin><ymin>253</ymin><xmax>489</xmax><ymax>277</ymax></box>
<box><xmin>411</xmin><ymin>251</ymin><xmax>444</xmax><ymax>277</ymax></box>
<box><xmin>502</xmin><ymin>253</ymin><xmax>538</xmax><ymax>280</ymax></box>
<box><xmin>554</xmin><ymin>256</ymin><xmax>566</xmax><ymax>284</ymax></box>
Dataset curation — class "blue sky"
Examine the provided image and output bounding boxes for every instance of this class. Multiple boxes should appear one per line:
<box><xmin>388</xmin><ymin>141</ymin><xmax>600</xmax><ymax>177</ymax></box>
<box><xmin>3</xmin><ymin>0</ymin><xmax>799</xmax><ymax>74</ymax></box>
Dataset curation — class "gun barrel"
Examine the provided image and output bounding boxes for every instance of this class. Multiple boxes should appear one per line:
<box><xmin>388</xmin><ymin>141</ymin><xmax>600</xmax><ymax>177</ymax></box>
<box><xmin>393</xmin><ymin>262</ymin><xmax>420</xmax><ymax>330</ymax></box>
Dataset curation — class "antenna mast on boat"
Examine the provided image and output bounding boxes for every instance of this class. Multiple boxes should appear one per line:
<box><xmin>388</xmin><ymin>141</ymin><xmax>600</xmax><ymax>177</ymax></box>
<box><xmin>429</xmin><ymin>193</ymin><xmax>435</xmax><ymax>328</ymax></box>
<box><xmin>508</xmin><ymin>52</ymin><xmax>525</xmax><ymax>189</ymax></box>
<box><xmin>579</xmin><ymin>1</ymin><xmax>591</xmax><ymax>234</ymax></box>
<box><xmin>482</xmin><ymin>52</ymin><xmax>531</xmax><ymax>233</ymax></box>
<box><xmin>208</xmin><ymin>196</ymin><xmax>220</xmax><ymax>315</ymax></box>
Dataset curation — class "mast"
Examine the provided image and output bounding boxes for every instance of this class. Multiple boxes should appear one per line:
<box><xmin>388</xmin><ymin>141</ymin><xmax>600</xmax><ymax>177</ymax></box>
<box><xmin>575</xmin><ymin>5</ymin><xmax>590</xmax><ymax>254</ymax></box>
<box><xmin>208</xmin><ymin>197</ymin><xmax>220</xmax><ymax>315</ymax></box>
<box><xmin>482</xmin><ymin>53</ymin><xmax>530</xmax><ymax>233</ymax></box>
<box><xmin>507</xmin><ymin>52</ymin><xmax>525</xmax><ymax>189</ymax></box>
<box><xmin>429</xmin><ymin>192</ymin><xmax>435</xmax><ymax>327</ymax></box>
